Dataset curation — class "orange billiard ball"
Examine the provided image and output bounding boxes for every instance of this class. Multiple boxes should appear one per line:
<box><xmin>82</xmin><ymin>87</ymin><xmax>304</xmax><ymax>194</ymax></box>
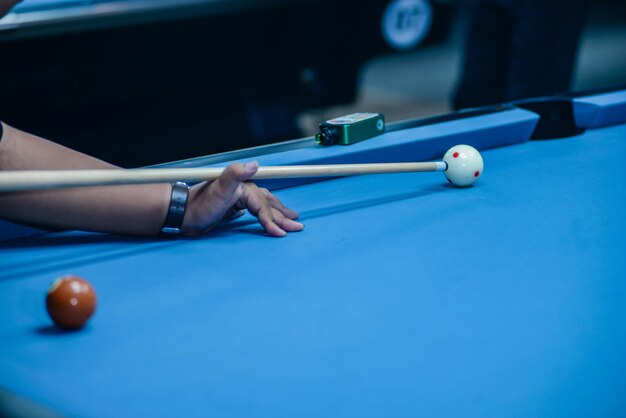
<box><xmin>46</xmin><ymin>275</ymin><xmax>97</xmax><ymax>330</ymax></box>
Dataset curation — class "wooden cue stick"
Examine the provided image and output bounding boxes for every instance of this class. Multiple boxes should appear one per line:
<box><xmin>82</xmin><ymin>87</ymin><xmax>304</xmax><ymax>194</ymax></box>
<box><xmin>0</xmin><ymin>161</ymin><xmax>447</xmax><ymax>192</ymax></box>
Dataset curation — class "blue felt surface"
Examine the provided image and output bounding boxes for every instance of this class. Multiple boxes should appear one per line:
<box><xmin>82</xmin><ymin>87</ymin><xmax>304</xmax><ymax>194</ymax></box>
<box><xmin>0</xmin><ymin>123</ymin><xmax>625</xmax><ymax>417</ymax></box>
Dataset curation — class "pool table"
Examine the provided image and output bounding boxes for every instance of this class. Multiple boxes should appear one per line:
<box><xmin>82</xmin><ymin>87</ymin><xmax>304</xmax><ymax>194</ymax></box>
<box><xmin>1</xmin><ymin>89</ymin><xmax>626</xmax><ymax>417</ymax></box>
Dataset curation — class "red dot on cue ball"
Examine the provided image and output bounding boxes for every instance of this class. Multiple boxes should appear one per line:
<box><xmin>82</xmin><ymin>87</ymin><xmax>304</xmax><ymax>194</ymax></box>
<box><xmin>46</xmin><ymin>275</ymin><xmax>97</xmax><ymax>330</ymax></box>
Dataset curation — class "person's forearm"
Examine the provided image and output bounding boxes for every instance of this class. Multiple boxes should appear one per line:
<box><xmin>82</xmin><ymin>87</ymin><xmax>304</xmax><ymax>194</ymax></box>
<box><xmin>0</xmin><ymin>122</ymin><xmax>118</xmax><ymax>170</ymax></box>
<box><xmin>0</xmin><ymin>122</ymin><xmax>171</xmax><ymax>235</ymax></box>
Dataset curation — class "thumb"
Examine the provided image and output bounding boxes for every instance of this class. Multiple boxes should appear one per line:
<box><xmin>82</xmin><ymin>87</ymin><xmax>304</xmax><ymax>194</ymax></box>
<box><xmin>235</xmin><ymin>161</ymin><xmax>259</xmax><ymax>182</ymax></box>
<box><xmin>211</xmin><ymin>161</ymin><xmax>258</xmax><ymax>202</ymax></box>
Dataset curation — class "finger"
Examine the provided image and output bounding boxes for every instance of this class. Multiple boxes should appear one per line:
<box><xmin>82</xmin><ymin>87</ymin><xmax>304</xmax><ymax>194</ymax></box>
<box><xmin>257</xmin><ymin>205</ymin><xmax>287</xmax><ymax>237</ymax></box>
<box><xmin>241</xmin><ymin>183</ymin><xmax>287</xmax><ymax>237</ymax></box>
<box><xmin>260</xmin><ymin>188</ymin><xmax>300</xmax><ymax>220</ymax></box>
<box><xmin>271</xmin><ymin>207</ymin><xmax>304</xmax><ymax>232</ymax></box>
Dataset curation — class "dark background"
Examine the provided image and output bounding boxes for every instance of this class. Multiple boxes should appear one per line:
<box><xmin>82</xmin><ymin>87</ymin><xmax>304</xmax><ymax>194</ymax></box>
<box><xmin>316</xmin><ymin>0</ymin><xmax>626</xmax><ymax>126</ymax></box>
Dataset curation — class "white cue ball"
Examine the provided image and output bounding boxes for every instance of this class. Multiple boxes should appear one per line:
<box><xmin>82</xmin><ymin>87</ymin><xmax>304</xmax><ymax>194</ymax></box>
<box><xmin>443</xmin><ymin>145</ymin><xmax>484</xmax><ymax>187</ymax></box>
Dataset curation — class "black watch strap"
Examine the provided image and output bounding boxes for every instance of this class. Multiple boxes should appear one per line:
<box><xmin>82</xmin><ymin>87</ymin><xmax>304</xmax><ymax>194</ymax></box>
<box><xmin>160</xmin><ymin>182</ymin><xmax>189</xmax><ymax>237</ymax></box>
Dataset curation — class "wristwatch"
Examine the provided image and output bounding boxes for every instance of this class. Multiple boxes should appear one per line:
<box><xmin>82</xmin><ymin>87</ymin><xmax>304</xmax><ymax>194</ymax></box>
<box><xmin>160</xmin><ymin>182</ymin><xmax>189</xmax><ymax>237</ymax></box>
